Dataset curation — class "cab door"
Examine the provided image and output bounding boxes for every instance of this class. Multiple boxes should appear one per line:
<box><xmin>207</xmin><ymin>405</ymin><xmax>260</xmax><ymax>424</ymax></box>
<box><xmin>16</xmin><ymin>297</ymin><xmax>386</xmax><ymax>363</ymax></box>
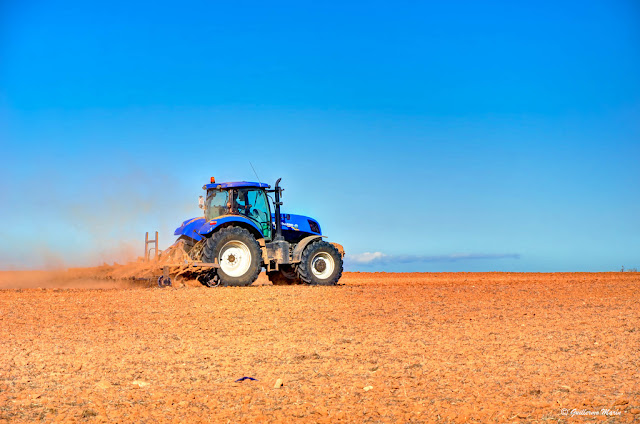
<box><xmin>237</xmin><ymin>189</ymin><xmax>273</xmax><ymax>240</ymax></box>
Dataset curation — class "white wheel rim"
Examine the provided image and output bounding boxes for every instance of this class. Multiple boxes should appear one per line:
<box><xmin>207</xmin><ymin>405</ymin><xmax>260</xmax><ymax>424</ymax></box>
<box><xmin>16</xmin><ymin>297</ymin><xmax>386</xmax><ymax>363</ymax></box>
<box><xmin>218</xmin><ymin>240</ymin><xmax>252</xmax><ymax>277</ymax></box>
<box><xmin>311</xmin><ymin>252</ymin><xmax>334</xmax><ymax>279</ymax></box>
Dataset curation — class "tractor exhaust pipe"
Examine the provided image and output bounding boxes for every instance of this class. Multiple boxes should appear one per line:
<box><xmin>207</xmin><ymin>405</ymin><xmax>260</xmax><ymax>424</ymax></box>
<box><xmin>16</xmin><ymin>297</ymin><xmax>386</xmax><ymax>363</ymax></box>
<box><xmin>274</xmin><ymin>177</ymin><xmax>283</xmax><ymax>241</ymax></box>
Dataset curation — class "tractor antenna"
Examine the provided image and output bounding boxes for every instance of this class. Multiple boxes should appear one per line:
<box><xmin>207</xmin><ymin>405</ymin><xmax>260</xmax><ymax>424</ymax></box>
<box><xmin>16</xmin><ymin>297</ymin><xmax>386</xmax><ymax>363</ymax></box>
<box><xmin>249</xmin><ymin>162</ymin><xmax>262</xmax><ymax>185</ymax></box>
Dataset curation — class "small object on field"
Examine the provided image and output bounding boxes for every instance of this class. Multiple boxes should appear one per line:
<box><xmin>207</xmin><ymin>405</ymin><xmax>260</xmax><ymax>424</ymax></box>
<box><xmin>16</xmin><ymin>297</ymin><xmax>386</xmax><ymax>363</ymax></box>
<box><xmin>364</xmin><ymin>385</ymin><xmax>373</xmax><ymax>391</ymax></box>
<box><xmin>235</xmin><ymin>376</ymin><xmax>257</xmax><ymax>382</ymax></box>
<box><xmin>274</xmin><ymin>378</ymin><xmax>283</xmax><ymax>388</ymax></box>
<box><xmin>95</xmin><ymin>380</ymin><xmax>111</xmax><ymax>389</ymax></box>
<box><xmin>131</xmin><ymin>380</ymin><xmax>150</xmax><ymax>388</ymax></box>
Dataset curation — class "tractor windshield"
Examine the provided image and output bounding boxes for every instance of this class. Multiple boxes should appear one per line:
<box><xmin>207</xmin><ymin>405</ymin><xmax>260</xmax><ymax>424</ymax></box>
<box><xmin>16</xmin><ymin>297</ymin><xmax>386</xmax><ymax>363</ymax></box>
<box><xmin>205</xmin><ymin>189</ymin><xmax>230</xmax><ymax>220</ymax></box>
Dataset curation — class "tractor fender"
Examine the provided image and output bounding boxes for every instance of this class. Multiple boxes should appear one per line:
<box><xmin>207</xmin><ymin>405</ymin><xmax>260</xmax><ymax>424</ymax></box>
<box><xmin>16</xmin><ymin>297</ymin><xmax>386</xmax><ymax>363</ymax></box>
<box><xmin>197</xmin><ymin>215</ymin><xmax>265</xmax><ymax>240</ymax></box>
<box><xmin>291</xmin><ymin>235</ymin><xmax>324</xmax><ymax>263</ymax></box>
<box><xmin>174</xmin><ymin>217</ymin><xmax>206</xmax><ymax>242</ymax></box>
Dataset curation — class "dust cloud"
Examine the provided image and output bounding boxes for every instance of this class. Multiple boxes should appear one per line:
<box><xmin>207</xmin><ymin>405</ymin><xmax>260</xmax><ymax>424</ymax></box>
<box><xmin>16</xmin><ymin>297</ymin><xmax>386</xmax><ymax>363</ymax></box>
<box><xmin>0</xmin><ymin>270</ymin><xmax>144</xmax><ymax>289</ymax></box>
<box><xmin>1</xmin><ymin>167</ymin><xmax>200</xmax><ymax>273</ymax></box>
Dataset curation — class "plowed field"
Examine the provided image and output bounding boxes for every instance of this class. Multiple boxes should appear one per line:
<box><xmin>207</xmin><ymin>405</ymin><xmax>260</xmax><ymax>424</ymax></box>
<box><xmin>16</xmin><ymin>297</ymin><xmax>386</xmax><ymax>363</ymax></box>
<box><xmin>1</xmin><ymin>272</ymin><xmax>638</xmax><ymax>423</ymax></box>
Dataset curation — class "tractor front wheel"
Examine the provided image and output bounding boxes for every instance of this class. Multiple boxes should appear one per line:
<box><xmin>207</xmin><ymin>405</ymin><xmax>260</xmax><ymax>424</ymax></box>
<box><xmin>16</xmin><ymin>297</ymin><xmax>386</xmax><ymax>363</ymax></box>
<box><xmin>297</xmin><ymin>241</ymin><xmax>343</xmax><ymax>286</ymax></box>
<box><xmin>202</xmin><ymin>226</ymin><xmax>262</xmax><ymax>286</ymax></box>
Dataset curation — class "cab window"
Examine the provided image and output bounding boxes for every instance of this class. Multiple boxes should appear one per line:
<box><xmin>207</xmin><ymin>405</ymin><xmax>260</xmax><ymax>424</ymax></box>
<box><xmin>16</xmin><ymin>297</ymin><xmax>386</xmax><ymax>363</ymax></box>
<box><xmin>236</xmin><ymin>188</ymin><xmax>272</xmax><ymax>239</ymax></box>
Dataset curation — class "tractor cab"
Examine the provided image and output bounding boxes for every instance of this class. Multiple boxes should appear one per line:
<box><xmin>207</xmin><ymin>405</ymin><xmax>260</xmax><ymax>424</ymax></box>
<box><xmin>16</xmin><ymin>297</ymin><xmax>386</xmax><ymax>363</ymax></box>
<box><xmin>202</xmin><ymin>180</ymin><xmax>273</xmax><ymax>240</ymax></box>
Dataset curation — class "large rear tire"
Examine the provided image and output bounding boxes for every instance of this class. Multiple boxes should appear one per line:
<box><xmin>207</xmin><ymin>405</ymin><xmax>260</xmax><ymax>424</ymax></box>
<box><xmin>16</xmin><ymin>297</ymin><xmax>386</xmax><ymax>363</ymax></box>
<box><xmin>202</xmin><ymin>226</ymin><xmax>262</xmax><ymax>287</ymax></box>
<box><xmin>296</xmin><ymin>241</ymin><xmax>343</xmax><ymax>286</ymax></box>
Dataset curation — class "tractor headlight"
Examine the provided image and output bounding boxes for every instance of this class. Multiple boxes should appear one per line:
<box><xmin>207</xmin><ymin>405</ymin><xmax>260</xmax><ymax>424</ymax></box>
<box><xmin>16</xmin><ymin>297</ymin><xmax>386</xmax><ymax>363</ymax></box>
<box><xmin>308</xmin><ymin>220</ymin><xmax>320</xmax><ymax>234</ymax></box>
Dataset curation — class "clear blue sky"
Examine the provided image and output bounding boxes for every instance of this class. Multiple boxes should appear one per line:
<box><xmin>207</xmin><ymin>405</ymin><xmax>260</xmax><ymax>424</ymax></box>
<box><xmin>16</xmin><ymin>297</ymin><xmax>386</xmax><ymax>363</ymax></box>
<box><xmin>1</xmin><ymin>0</ymin><xmax>638</xmax><ymax>271</ymax></box>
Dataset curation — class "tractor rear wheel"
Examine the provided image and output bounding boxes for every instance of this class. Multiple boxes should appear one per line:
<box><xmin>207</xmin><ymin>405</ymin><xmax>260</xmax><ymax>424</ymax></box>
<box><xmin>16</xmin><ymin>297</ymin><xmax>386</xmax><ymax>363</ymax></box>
<box><xmin>296</xmin><ymin>240</ymin><xmax>343</xmax><ymax>286</ymax></box>
<box><xmin>202</xmin><ymin>226</ymin><xmax>262</xmax><ymax>286</ymax></box>
<box><xmin>267</xmin><ymin>265</ymin><xmax>302</xmax><ymax>285</ymax></box>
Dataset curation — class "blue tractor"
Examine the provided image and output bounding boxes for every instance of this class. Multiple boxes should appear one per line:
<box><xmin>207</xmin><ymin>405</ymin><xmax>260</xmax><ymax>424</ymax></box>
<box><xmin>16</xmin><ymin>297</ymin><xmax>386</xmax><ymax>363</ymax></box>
<box><xmin>172</xmin><ymin>177</ymin><xmax>344</xmax><ymax>287</ymax></box>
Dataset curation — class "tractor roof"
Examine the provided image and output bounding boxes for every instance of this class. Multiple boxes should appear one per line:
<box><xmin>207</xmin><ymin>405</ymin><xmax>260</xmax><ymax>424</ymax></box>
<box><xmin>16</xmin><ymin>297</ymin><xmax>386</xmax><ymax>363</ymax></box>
<box><xmin>203</xmin><ymin>181</ymin><xmax>270</xmax><ymax>190</ymax></box>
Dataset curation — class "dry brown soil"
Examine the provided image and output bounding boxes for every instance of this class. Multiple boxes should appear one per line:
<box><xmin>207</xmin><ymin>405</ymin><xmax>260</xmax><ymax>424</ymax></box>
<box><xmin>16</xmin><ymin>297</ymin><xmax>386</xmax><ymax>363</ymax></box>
<box><xmin>0</xmin><ymin>272</ymin><xmax>638</xmax><ymax>423</ymax></box>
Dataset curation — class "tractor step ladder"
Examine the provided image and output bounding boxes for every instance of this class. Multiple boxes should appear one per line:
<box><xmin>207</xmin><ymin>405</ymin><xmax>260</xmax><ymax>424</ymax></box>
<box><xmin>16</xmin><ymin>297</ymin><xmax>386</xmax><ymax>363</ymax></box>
<box><xmin>145</xmin><ymin>231</ymin><xmax>159</xmax><ymax>261</ymax></box>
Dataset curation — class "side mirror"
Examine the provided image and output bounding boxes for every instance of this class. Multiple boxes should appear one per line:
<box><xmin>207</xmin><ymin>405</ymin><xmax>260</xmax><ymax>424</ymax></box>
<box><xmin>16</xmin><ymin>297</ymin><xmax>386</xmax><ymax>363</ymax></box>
<box><xmin>198</xmin><ymin>196</ymin><xmax>204</xmax><ymax>209</ymax></box>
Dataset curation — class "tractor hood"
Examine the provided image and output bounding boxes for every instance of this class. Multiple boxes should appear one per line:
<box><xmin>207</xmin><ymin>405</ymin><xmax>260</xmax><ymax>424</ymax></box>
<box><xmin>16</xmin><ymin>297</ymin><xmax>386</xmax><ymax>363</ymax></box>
<box><xmin>274</xmin><ymin>213</ymin><xmax>322</xmax><ymax>236</ymax></box>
